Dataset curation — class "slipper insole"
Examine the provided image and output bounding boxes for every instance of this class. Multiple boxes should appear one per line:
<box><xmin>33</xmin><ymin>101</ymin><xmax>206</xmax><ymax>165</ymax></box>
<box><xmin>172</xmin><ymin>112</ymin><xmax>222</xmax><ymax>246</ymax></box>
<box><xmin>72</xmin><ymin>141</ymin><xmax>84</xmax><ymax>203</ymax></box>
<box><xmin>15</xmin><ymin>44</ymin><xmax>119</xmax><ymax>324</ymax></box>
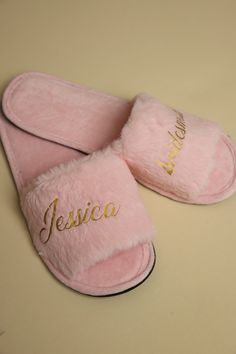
<box><xmin>3</xmin><ymin>72</ymin><xmax>236</xmax><ymax>204</ymax></box>
<box><xmin>0</xmin><ymin>113</ymin><xmax>155</xmax><ymax>296</ymax></box>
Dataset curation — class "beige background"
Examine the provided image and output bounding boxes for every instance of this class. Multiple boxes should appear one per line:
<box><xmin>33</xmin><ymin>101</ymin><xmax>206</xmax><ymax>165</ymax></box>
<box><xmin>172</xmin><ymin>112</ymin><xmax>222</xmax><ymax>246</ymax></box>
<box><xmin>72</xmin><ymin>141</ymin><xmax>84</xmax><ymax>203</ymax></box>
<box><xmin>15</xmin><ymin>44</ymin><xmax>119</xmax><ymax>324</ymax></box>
<box><xmin>0</xmin><ymin>1</ymin><xmax>236</xmax><ymax>353</ymax></box>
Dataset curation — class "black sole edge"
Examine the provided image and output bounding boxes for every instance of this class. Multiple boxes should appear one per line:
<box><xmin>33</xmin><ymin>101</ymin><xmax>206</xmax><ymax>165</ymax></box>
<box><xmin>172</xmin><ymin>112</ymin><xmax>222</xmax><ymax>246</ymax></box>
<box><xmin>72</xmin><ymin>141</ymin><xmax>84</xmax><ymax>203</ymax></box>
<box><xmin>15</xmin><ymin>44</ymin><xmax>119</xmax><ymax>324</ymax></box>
<box><xmin>75</xmin><ymin>243</ymin><xmax>157</xmax><ymax>298</ymax></box>
<box><xmin>38</xmin><ymin>242</ymin><xmax>156</xmax><ymax>298</ymax></box>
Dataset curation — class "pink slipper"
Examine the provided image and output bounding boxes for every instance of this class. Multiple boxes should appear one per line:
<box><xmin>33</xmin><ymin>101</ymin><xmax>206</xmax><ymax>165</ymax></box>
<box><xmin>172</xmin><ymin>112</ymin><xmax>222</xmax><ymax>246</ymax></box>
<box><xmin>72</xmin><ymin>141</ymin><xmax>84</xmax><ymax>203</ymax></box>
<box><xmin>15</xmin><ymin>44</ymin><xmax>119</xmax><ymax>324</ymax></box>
<box><xmin>2</xmin><ymin>72</ymin><xmax>236</xmax><ymax>204</ymax></box>
<box><xmin>0</xmin><ymin>113</ymin><xmax>156</xmax><ymax>296</ymax></box>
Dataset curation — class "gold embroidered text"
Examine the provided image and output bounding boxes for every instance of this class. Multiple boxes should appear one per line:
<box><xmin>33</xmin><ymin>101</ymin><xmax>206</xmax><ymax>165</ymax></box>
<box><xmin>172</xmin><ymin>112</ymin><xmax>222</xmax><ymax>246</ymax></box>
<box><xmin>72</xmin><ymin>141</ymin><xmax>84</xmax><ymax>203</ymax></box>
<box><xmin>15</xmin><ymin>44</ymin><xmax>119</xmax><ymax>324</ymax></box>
<box><xmin>39</xmin><ymin>197</ymin><xmax>120</xmax><ymax>244</ymax></box>
<box><xmin>158</xmin><ymin>110</ymin><xmax>186</xmax><ymax>175</ymax></box>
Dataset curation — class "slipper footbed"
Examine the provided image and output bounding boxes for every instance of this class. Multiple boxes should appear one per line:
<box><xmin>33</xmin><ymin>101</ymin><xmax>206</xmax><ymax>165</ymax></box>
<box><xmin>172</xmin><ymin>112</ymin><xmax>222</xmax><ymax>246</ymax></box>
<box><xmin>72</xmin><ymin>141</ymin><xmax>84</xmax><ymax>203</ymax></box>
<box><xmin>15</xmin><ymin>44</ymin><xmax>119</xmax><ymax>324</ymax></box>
<box><xmin>0</xmin><ymin>113</ymin><xmax>155</xmax><ymax>296</ymax></box>
<box><xmin>3</xmin><ymin>72</ymin><xmax>236</xmax><ymax>204</ymax></box>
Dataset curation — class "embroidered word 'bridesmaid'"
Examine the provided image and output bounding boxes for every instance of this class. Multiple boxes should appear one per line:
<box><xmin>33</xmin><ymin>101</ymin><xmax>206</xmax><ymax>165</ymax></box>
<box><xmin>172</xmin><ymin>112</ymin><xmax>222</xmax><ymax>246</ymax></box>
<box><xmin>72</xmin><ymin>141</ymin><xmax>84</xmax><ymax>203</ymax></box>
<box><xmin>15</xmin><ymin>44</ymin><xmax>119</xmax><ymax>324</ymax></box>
<box><xmin>158</xmin><ymin>110</ymin><xmax>186</xmax><ymax>175</ymax></box>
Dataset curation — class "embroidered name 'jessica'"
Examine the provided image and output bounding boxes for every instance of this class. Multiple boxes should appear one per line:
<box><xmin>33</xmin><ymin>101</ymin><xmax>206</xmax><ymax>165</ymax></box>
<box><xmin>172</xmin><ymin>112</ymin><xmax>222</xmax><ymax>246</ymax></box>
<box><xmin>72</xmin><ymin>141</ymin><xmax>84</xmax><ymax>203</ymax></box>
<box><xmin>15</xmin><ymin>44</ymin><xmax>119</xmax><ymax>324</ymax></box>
<box><xmin>39</xmin><ymin>197</ymin><xmax>120</xmax><ymax>244</ymax></box>
<box><xmin>158</xmin><ymin>110</ymin><xmax>186</xmax><ymax>175</ymax></box>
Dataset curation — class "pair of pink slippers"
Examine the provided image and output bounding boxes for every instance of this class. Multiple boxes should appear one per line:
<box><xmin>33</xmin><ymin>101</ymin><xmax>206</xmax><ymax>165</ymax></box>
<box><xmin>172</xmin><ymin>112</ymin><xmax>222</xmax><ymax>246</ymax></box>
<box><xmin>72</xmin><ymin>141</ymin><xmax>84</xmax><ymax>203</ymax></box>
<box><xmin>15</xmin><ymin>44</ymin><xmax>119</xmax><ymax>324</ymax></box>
<box><xmin>1</xmin><ymin>72</ymin><xmax>236</xmax><ymax>296</ymax></box>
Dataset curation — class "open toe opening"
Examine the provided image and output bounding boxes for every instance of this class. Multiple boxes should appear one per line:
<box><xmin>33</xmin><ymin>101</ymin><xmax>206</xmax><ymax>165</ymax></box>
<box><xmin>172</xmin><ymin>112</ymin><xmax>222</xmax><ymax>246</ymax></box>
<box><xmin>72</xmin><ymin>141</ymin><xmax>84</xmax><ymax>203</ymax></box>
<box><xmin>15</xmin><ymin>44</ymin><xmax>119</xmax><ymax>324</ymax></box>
<box><xmin>46</xmin><ymin>242</ymin><xmax>155</xmax><ymax>296</ymax></box>
<box><xmin>0</xmin><ymin>113</ymin><xmax>156</xmax><ymax>297</ymax></box>
<box><xmin>198</xmin><ymin>135</ymin><xmax>236</xmax><ymax>203</ymax></box>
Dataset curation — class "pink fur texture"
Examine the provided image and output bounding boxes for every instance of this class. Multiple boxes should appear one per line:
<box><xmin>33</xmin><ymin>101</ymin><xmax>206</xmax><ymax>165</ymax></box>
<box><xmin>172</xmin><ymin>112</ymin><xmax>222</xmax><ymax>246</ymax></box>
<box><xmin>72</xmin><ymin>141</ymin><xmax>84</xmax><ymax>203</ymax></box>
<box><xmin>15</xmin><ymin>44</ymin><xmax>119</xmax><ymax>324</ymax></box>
<box><xmin>112</xmin><ymin>94</ymin><xmax>232</xmax><ymax>202</ymax></box>
<box><xmin>21</xmin><ymin>149</ymin><xmax>155</xmax><ymax>279</ymax></box>
<box><xmin>3</xmin><ymin>72</ymin><xmax>236</xmax><ymax>204</ymax></box>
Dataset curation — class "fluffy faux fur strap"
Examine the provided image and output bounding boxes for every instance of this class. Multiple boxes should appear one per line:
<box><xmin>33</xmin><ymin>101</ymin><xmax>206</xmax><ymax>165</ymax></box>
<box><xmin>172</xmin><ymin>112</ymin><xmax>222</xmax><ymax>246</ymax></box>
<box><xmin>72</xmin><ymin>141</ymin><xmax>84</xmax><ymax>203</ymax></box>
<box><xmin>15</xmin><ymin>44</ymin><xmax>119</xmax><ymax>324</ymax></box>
<box><xmin>20</xmin><ymin>151</ymin><xmax>154</xmax><ymax>279</ymax></box>
<box><xmin>113</xmin><ymin>94</ymin><xmax>222</xmax><ymax>201</ymax></box>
